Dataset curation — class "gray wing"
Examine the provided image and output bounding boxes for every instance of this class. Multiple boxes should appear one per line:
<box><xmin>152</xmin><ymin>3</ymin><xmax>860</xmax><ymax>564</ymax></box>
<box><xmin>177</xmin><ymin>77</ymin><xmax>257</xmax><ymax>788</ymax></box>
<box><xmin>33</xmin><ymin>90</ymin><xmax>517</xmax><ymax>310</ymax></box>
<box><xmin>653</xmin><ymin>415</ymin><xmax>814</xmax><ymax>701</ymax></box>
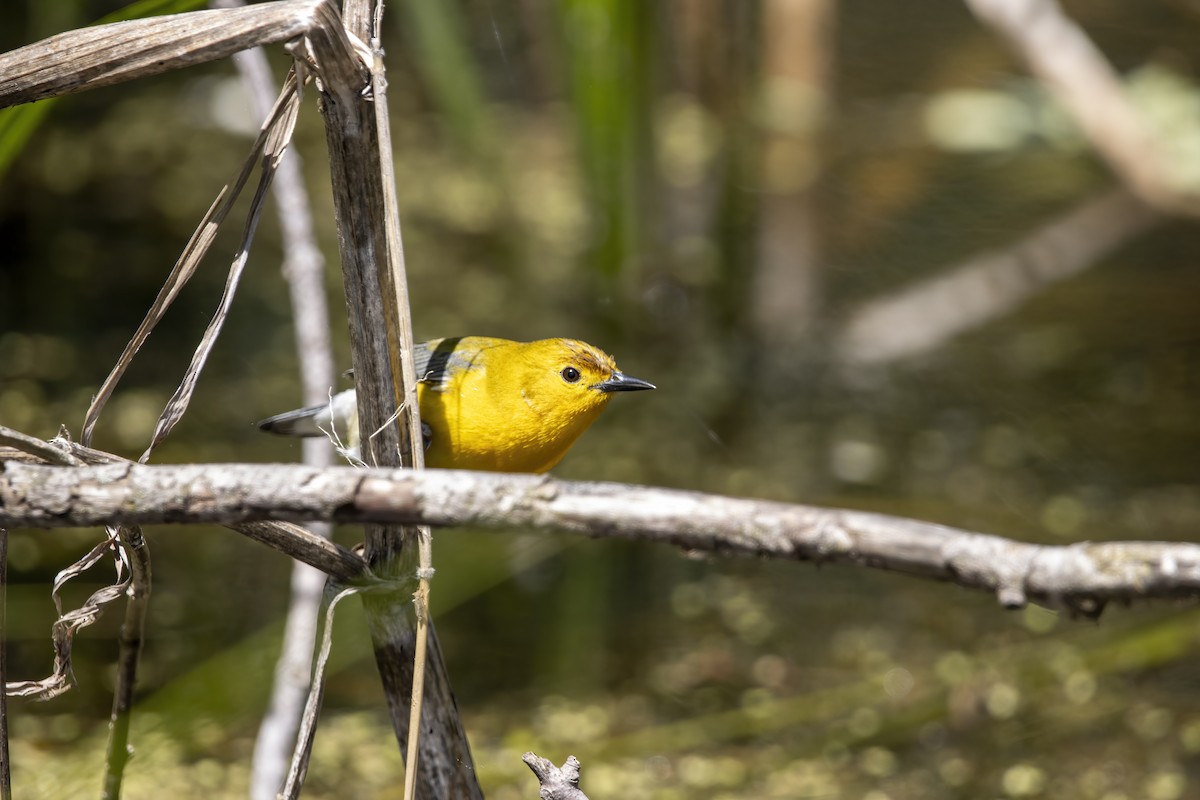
<box><xmin>413</xmin><ymin>340</ymin><xmax>437</xmax><ymax>384</ymax></box>
<box><xmin>413</xmin><ymin>337</ymin><xmax>466</xmax><ymax>390</ymax></box>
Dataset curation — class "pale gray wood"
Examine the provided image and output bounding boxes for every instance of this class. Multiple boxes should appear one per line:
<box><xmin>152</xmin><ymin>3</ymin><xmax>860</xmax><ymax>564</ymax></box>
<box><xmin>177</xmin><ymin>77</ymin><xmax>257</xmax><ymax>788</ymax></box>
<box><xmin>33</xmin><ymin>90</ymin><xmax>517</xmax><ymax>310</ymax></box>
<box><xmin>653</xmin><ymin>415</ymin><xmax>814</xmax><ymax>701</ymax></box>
<box><xmin>3</xmin><ymin>460</ymin><xmax>1199</xmax><ymax>615</ymax></box>
<box><xmin>523</xmin><ymin>753</ymin><xmax>589</xmax><ymax>800</ymax></box>
<box><xmin>0</xmin><ymin>441</ymin><xmax>366</xmax><ymax>584</ymax></box>
<box><xmin>0</xmin><ymin>0</ymin><xmax>326</xmax><ymax>109</ymax></box>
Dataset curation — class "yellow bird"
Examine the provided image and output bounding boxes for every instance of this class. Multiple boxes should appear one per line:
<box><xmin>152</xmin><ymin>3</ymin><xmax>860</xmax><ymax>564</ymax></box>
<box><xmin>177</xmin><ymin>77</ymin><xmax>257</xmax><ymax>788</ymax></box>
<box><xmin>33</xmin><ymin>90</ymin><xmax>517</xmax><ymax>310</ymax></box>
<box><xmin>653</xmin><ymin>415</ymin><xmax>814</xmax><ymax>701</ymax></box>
<box><xmin>258</xmin><ymin>336</ymin><xmax>655</xmax><ymax>473</ymax></box>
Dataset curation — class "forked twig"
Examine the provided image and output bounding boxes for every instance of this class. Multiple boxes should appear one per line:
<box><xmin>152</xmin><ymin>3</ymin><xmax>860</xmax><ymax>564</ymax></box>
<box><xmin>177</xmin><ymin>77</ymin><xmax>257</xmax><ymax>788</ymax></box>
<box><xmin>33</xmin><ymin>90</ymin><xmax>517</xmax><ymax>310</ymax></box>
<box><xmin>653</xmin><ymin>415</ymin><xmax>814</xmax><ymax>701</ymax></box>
<box><xmin>523</xmin><ymin>753</ymin><xmax>590</xmax><ymax>800</ymax></box>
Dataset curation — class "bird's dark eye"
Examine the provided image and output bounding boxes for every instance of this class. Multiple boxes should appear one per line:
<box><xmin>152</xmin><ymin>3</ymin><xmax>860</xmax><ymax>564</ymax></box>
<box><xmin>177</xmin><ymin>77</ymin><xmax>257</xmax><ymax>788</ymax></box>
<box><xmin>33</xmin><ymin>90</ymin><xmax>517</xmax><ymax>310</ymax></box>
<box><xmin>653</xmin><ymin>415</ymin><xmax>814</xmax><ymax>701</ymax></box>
<box><xmin>561</xmin><ymin>366</ymin><xmax>581</xmax><ymax>383</ymax></box>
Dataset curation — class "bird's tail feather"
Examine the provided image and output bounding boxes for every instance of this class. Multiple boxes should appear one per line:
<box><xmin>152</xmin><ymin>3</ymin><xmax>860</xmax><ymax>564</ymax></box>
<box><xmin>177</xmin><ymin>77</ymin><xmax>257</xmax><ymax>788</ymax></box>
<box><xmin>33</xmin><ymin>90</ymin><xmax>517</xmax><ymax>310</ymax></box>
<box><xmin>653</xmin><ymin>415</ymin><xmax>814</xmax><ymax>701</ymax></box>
<box><xmin>258</xmin><ymin>388</ymin><xmax>357</xmax><ymax>439</ymax></box>
<box><xmin>257</xmin><ymin>404</ymin><xmax>327</xmax><ymax>437</ymax></box>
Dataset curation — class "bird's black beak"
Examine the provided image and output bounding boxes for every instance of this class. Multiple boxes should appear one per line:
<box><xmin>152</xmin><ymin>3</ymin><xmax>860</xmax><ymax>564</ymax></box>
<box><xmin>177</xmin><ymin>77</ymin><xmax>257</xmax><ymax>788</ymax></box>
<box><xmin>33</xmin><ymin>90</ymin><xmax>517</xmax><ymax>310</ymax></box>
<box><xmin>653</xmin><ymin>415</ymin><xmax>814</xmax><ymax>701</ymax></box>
<box><xmin>595</xmin><ymin>371</ymin><xmax>656</xmax><ymax>393</ymax></box>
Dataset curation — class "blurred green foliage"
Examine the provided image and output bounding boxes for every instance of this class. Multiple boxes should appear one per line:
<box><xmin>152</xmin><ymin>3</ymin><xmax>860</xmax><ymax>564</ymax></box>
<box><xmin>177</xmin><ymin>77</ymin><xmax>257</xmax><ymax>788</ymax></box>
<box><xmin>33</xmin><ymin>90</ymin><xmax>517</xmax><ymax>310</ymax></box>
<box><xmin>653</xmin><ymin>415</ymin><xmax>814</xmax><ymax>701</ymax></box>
<box><xmin>3</xmin><ymin>0</ymin><xmax>1200</xmax><ymax>798</ymax></box>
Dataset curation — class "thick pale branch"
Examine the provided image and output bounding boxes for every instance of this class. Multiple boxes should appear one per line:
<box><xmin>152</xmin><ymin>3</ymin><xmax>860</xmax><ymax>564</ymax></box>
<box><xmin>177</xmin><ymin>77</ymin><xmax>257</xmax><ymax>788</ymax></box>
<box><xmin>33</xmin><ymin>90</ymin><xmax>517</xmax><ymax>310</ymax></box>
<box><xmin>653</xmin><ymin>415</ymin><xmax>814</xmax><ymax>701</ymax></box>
<box><xmin>0</xmin><ymin>440</ymin><xmax>366</xmax><ymax>584</ymax></box>
<box><xmin>2</xmin><ymin>461</ymin><xmax>1197</xmax><ymax>614</ymax></box>
<box><xmin>0</xmin><ymin>0</ymin><xmax>327</xmax><ymax>109</ymax></box>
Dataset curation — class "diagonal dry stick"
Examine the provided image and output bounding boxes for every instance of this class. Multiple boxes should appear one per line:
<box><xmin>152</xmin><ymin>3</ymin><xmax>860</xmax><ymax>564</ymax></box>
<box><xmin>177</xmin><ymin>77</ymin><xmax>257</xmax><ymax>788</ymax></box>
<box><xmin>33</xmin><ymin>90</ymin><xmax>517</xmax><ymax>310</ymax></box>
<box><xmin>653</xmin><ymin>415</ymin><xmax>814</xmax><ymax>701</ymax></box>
<box><xmin>279</xmin><ymin>582</ymin><xmax>360</xmax><ymax>800</ymax></box>
<box><xmin>364</xmin><ymin>11</ymin><xmax>437</xmax><ymax>800</ymax></box>
<box><xmin>138</xmin><ymin>74</ymin><xmax>302</xmax><ymax>462</ymax></box>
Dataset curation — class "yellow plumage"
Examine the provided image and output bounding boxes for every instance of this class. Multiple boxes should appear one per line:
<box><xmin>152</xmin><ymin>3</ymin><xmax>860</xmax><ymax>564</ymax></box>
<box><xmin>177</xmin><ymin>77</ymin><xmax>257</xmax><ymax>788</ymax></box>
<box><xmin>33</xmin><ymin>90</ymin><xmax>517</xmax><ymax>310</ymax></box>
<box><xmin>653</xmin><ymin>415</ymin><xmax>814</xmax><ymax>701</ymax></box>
<box><xmin>259</xmin><ymin>336</ymin><xmax>654</xmax><ymax>473</ymax></box>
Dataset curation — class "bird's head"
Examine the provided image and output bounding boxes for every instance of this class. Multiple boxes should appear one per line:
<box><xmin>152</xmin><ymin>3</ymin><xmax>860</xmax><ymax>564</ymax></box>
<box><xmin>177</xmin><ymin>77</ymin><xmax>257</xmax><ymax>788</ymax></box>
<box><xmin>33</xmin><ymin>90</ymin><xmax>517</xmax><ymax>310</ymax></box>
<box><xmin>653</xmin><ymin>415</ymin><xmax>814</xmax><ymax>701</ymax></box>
<box><xmin>518</xmin><ymin>338</ymin><xmax>655</xmax><ymax>419</ymax></box>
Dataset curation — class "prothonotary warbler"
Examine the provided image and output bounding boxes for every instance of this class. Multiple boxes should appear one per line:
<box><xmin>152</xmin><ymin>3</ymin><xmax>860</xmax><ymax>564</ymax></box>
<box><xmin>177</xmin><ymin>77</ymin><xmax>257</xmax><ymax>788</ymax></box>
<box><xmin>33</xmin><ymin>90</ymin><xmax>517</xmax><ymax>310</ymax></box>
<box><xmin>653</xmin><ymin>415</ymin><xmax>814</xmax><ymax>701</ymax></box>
<box><xmin>258</xmin><ymin>336</ymin><xmax>655</xmax><ymax>473</ymax></box>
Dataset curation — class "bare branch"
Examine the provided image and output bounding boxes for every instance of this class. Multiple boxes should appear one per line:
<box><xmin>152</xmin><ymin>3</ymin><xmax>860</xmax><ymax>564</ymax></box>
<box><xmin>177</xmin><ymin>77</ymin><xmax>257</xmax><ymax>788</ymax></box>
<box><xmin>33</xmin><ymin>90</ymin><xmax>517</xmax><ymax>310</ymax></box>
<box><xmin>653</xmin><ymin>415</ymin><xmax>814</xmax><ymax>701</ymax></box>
<box><xmin>0</xmin><ymin>429</ymin><xmax>367</xmax><ymax>584</ymax></box>
<box><xmin>0</xmin><ymin>0</ymin><xmax>326</xmax><ymax>109</ymax></box>
<box><xmin>2</xmin><ymin>460</ymin><xmax>1198</xmax><ymax>614</ymax></box>
<box><xmin>232</xmin><ymin>521</ymin><xmax>367</xmax><ymax>584</ymax></box>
